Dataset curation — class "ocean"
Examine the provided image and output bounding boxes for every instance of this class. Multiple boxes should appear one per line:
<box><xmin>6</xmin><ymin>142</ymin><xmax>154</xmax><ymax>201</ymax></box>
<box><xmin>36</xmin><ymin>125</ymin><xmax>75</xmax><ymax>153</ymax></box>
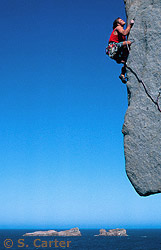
<box><xmin>0</xmin><ymin>229</ymin><xmax>161</xmax><ymax>250</ymax></box>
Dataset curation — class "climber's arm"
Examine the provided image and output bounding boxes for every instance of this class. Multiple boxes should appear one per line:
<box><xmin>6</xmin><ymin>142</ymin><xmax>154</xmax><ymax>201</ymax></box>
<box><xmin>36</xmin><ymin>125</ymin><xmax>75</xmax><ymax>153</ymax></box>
<box><xmin>116</xmin><ymin>20</ymin><xmax>134</xmax><ymax>36</ymax></box>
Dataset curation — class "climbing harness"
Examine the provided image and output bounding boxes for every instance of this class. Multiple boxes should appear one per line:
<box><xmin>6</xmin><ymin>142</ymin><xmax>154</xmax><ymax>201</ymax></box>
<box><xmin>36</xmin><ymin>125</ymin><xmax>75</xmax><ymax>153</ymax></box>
<box><xmin>106</xmin><ymin>42</ymin><xmax>119</xmax><ymax>59</ymax></box>
<box><xmin>125</xmin><ymin>42</ymin><xmax>161</xmax><ymax>113</ymax></box>
<box><xmin>106</xmin><ymin>43</ymin><xmax>118</xmax><ymax>58</ymax></box>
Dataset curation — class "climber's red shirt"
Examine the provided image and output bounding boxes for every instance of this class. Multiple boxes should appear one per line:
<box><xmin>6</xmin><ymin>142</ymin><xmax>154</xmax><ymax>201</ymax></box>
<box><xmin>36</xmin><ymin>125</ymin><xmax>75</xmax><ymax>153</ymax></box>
<box><xmin>109</xmin><ymin>28</ymin><xmax>126</xmax><ymax>43</ymax></box>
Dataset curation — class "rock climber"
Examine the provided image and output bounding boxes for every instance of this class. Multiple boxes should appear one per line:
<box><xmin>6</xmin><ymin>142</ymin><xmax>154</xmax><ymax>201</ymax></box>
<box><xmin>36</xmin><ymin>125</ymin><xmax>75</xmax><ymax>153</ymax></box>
<box><xmin>106</xmin><ymin>17</ymin><xmax>134</xmax><ymax>83</ymax></box>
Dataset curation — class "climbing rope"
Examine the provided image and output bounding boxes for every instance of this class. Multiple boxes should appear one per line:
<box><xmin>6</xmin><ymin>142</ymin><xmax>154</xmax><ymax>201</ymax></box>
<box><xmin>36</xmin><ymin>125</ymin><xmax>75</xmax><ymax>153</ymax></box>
<box><xmin>125</xmin><ymin>42</ymin><xmax>161</xmax><ymax>113</ymax></box>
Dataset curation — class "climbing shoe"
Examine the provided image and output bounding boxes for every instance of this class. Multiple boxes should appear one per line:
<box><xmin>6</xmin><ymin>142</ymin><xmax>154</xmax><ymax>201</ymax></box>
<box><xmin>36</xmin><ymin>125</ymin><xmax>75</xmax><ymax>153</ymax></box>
<box><xmin>119</xmin><ymin>74</ymin><xmax>127</xmax><ymax>84</ymax></box>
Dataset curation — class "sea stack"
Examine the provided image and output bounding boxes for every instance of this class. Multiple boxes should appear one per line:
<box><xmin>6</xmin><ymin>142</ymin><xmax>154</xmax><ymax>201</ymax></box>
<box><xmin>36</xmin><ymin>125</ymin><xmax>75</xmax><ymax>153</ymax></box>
<box><xmin>23</xmin><ymin>227</ymin><xmax>81</xmax><ymax>236</ymax></box>
<box><xmin>122</xmin><ymin>0</ymin><xmax>161</xmax><ymax>196</ymax></box>
<box><xmin>95</xmin><ymin>228</ymin><xmax>128</xmax><ymax>236</ymax></box>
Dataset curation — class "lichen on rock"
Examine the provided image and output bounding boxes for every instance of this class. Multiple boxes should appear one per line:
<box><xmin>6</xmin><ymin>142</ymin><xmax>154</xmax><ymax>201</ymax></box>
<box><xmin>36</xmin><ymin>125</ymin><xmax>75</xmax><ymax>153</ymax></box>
<box><xmin>123</xmin><ymin>0</ymin><xmax>161</xmax><ymax>196</ymax></box>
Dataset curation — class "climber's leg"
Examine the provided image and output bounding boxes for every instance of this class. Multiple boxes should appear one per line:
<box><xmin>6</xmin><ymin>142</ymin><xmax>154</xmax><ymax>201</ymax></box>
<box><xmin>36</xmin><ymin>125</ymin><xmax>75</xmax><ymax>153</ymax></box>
<box><xmin>113</xmin><ymin>41</ymin><xmax>131</xmax><ymax>83</ymax></box>
<box><xmin>118</xmin><ymin>45</ymin><xmax>129</xmax><ymax>83</ymax></box>
<box><xmin>115</xmin><ymin>42</ymin><xmax>129</xmax><ymax>64</ymax></box>
<box><xmin>119</xmin><ymin>61</ymin><xmax>127</xmax><ymax>84</ymax></box>
<box><xmin>115</xmin><ymin>56</ymin><xmax>127</xmax><ymax>83</ymax></box>
<box><xmin>121</xmin><ymin>47</ymin><xmax>129</xmax><ymax>63</ymax></box>
<box><xmin>119</xmin><ymin>71</ymin><xmax>127</xmax><ymax>84</ymax></box>
<box><xmin>121</xmin><ymin>63</ymin><xmax>126</xmax><ymax>75</ymax></box>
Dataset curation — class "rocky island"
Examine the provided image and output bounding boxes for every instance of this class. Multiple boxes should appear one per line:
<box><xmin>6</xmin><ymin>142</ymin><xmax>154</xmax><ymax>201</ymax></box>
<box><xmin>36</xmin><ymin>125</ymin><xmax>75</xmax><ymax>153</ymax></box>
<box><xmin>95</xmin><ymin>228</ymin><xmax>128</xmax><ymax>236</ymax></box>
<box><xmin>23</xmin><ymin>227</ymin><xmax>81</xmax><ymax>236</ymax></box>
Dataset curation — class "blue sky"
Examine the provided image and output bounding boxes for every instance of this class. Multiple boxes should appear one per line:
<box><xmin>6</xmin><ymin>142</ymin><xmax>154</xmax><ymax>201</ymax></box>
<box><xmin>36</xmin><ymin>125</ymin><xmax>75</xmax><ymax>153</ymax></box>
<box><xmin>0</xmin><ymin>0</ymin><xmax>161</xmax><ymax>229</ymax></box>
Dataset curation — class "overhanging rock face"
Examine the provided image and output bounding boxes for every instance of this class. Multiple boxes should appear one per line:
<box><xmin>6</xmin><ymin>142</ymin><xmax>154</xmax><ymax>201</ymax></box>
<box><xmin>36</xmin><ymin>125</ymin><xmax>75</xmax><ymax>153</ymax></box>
<box><xmin>122</xmin><ymin>0</ymin><xmax>161</xmax><ymax>196</ymax></box>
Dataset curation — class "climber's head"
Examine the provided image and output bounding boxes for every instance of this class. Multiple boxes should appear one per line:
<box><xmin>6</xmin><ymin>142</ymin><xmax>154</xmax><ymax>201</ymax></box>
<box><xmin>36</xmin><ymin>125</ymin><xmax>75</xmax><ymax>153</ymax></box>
<box><xmin>113</xmin><ymin>18</ymin><xmax>125</xmax><ymax>29</ymax></box>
